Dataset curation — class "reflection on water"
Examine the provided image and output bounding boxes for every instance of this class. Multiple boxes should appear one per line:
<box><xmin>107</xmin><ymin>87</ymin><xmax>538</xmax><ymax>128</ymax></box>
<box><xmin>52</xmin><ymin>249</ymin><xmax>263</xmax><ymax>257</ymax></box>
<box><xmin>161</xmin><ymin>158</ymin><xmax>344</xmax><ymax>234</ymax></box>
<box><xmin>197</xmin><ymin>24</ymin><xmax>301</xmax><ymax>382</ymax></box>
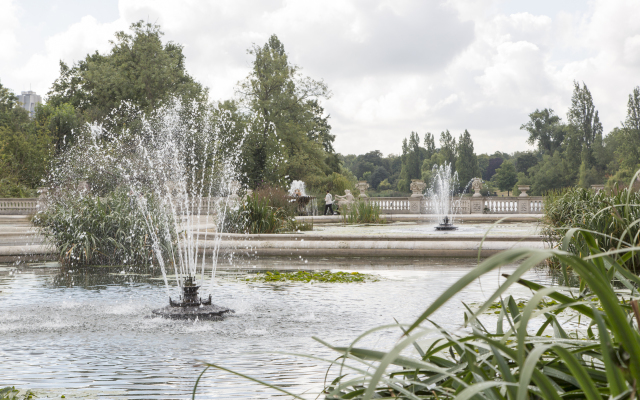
<box><xmin>312</xmin><ymin>221</ymin><xmax>541</xmax><ymax>236</ymax></box>
<box><xmin>0</xmin><ymin>259</ymin><xmax>552</xmax><ymax>399</ymax></box>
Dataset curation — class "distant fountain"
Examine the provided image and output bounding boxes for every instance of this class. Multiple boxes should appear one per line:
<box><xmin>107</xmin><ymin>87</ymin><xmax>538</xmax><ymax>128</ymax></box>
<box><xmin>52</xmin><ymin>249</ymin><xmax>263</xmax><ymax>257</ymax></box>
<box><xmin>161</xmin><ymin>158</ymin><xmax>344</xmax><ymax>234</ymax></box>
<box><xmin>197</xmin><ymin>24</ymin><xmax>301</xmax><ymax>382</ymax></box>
<box><xmin>428</xmin><ymin>163</ymin><xmax>460</xmax><ymax>231</ymax></box>
<box><xmin>40</xmin><ymin>99</ymin><xmax>243</xmax><ymax>319</ymax></box>
<box><xmin>288</xmin><ymin>180</ymin><xmax>317</xmax><ymax>216</ymax></box>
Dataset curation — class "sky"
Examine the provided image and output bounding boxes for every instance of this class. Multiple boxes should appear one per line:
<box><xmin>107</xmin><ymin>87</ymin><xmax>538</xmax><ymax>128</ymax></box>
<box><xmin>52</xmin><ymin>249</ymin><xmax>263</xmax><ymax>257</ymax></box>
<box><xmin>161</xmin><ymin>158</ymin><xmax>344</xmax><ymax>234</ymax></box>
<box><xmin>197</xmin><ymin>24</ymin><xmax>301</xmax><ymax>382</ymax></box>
<box><xmin>1</xmin><ymin>0</ymin><xmax>639</xmax><ymax>156</ymax></box>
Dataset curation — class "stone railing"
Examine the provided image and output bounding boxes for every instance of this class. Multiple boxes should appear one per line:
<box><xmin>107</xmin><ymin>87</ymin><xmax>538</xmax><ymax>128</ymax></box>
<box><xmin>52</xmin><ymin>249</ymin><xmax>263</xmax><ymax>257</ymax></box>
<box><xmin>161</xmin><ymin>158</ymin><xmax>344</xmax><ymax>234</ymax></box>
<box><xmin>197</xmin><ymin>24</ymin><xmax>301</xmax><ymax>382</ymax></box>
<box><xmin>364</xmin><ymin>196</ymin><xmax>544</xmax><ymax>215</ymax></box>
<box><xmin>0</xmin><ymin>198</ymin><xmax>39</xmax><ymax>215</ymax></box>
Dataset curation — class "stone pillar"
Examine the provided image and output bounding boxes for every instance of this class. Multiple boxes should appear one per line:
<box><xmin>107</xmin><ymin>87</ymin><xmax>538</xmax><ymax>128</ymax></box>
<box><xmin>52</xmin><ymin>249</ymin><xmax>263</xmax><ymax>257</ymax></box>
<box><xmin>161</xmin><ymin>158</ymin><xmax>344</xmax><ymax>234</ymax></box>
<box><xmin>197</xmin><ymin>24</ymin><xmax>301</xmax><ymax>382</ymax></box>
<box><xmin>518</xmin><ymin>185</ymin><xmax>530</xmax><ymax>197</ymax></box>
<box><xmin>408</xmin><ymin>196</ymin><xmax>422</xmax><ymax>214</ymax></box>
<box><xmin>356</xmin><ymin>181</ymin><xmax>369</xmax><ymax>198</ymax></box>
<box><xmin>470</xmin><ymin>197</ymin><xmax>484</xmax><ymax>214</ymax></box>
<box><xmin>518</xmin><ymin>198</ymin><xmax>530</xmax><ymax>213</ymax></box>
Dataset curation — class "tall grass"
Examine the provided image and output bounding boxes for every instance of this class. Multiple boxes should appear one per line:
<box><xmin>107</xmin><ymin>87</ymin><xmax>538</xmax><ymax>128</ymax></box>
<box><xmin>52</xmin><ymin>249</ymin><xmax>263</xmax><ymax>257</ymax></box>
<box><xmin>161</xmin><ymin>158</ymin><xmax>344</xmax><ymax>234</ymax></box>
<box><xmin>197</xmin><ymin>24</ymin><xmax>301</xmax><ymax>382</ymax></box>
<box><xmin>225</xmin><ymin>193</ymin><xmax>312</xmax><ymax>234</ymax></box>
<box><xmin>34</xmin><ymin>190</ymin><xmax>176</xmax><ymax>266</ymax></box>
<box><xmin>543</xmin><ymin>171</ymin><xmax>640</xmax><ymax>269</ymax></box>
<box><xmin>342</xmin><ymin>200</ymin><xmax>383</xmax><ymax>224</ymax></box>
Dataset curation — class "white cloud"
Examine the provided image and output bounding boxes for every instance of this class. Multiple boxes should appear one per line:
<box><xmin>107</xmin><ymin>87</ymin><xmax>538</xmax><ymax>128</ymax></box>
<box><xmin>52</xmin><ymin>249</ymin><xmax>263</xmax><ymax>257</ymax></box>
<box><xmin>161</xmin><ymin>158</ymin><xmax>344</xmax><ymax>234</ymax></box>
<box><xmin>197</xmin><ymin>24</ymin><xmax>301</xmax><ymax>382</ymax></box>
<box><xmin>0</xmin><ymin>0</ymin><xmax>20</xmax><ymax>64</ymax></box>
<box><xmin>1</xmin><ymin>0</ymin><xmax>640</xmax><ymax>156</ymax></box>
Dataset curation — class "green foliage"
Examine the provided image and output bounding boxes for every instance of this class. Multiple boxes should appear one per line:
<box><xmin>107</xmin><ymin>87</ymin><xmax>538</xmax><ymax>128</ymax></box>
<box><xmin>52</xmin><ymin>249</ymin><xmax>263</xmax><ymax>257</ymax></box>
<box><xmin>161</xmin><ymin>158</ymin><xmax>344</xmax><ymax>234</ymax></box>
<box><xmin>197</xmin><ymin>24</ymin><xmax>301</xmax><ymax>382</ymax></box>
<box><xmin>543</xmin><ymin>176</ymin><xmax>640</xmax><ymax>269</ymax></box>
<box><xmin>245</xmin><ymin>270</ymin><xmax>375</xmax><ymax>283</ymax></box>
<box><xmin>491</xmin><ymin>160</ymin><xmax>517</xmax><ymax>194</ymax></box>
<box><xmin>34</xmin><ymin>190</ymin><xmax>176</xmax><ymax>267</ymax></box>
<box><xmin>236</xmin><ymin>34</ymin><xmax>335</xmax><ymax>188</ymax></box>
<box><xmin>455</xmin><ymin>129</ymin><xmax>480</xmax><ymax>190</ymax></box>
<box><xmin>0</xmin><ymin>387</ymin><xmax>34</xmax><ymax>400</ymax></box>
<box><xmin>225</xmin><ymin>193</ymin><xmax>311</xmax><ymax>234</ymax></box>
<box><xmin>47</xmin><ymin>21</ymin><xmax>205</xmax><ymax>127</ymax></box>
<box><xmin>520</xmin><ymin>108</ymin><xmax>565</xmax><ymax>154</ymax></box>
<box><xmin>342</xmin><ymin>200</ymin><xmax>382</xmax><ymax>224</ymax></box>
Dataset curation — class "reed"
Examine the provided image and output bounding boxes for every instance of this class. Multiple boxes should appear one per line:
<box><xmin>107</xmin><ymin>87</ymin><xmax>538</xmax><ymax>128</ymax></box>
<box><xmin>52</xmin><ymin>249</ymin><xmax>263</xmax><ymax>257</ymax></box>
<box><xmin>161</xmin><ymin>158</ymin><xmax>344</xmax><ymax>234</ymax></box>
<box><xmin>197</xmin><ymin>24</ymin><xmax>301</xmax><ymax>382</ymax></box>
<box><xmin>342</xmin><ymin>200</ymin><xmax>383</xmax><ymax>224</ymax></box>
<box><xmin>34</xmin><ymin>190</ymin><xmax>176</xmax><ymax>267</ymax></box>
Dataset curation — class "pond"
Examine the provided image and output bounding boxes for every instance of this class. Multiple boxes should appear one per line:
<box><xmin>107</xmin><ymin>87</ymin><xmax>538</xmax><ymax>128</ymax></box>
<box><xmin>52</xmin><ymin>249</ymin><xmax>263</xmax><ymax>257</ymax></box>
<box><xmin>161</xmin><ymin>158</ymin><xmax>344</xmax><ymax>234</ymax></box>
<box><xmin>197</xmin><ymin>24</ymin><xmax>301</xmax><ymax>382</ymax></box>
<box><xmin>1</xmin><ymin>258</ymin><xmax>555</xmax><ymax>399</ymax></box>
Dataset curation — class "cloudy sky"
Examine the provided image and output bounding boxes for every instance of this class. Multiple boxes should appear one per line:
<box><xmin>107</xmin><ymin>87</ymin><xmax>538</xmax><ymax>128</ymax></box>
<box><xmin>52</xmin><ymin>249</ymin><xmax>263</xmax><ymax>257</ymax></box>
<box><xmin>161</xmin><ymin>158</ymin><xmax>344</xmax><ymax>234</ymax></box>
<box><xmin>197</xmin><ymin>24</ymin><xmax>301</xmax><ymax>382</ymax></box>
<box><xmin>1</xmin><ymin>0</ymin><xmax>639</xmax><ymax>156</ymax></box>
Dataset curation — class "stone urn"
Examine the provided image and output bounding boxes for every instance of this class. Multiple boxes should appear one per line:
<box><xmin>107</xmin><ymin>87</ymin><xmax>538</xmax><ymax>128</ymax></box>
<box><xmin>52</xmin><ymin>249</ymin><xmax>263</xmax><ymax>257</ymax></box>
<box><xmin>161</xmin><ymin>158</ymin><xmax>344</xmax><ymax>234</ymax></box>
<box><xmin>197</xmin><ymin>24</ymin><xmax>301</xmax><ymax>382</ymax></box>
<box><xmin>409</xmin><ymin>179</ymin><xmax>426</xmax><ymax>198</ymax></box>
<box><xmin>77</xmin><ymin>180</ymin><xmax>90</xmax><ymax>193</ymax></box>
<box><xmin>228</xmin><ymin>180</ymin><xmax>241</xmax><ymax>200</ymax></box>
<box><xmin>518</xmin><ymin>185</ymin><xmax>530</xmax><ymax>197</ymax></box>
<box><xmin>471</xmin><ymin>177</ymin><xmax>483</xmax><ymax>197</ymax></box>
<box><xmin>356</xmin><ymin>181</ymin><xmax>369</xmax><ymax>198</ymax></box>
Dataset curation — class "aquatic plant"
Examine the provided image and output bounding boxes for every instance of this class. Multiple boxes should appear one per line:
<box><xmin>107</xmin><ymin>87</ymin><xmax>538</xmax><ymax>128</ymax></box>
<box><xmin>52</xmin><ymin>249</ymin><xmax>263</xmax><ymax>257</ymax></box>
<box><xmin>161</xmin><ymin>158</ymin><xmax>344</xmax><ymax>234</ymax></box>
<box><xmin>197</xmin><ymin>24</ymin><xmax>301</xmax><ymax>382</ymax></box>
<box><xmin>245</xmin><ymin>270</ymin><xmax>375</xmax><ymax>283</ymax></box>
<box><xmin>342</xmin><ymin>200</ymin><xmax>383</xmax><ymax>224</ymax></box>
<box><xmin>34</xmin><ymin>189</ymin><xmax>175</xmax><ymax>266</ymax></box>
<box><xmin>225</xmin><ymin>194</ymin><xmax>312</xmax><ymax>234</ymax></box>
<box><xmin>543</xmin><ymin>170</ymin><xmax>640</xmax><ymax>269</ymax></box>
<box><xmin>195</xmin><ymin>226</ymin><xmax>640</xmax><ymax>399</ymax></box>
<box><xmin>0</xmin><ymin>387</ymin><xmax>34</xmax><ymax>400</ymax></box>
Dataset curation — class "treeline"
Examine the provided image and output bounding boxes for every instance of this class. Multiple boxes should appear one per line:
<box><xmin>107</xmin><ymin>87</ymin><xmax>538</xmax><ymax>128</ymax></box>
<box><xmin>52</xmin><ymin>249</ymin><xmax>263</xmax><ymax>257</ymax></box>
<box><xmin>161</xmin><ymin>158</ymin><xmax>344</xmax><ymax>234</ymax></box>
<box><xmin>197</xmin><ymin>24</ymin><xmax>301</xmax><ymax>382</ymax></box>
<box><xmin>0</xmin><ymin>22</ymin><xmax>353</xmax><ymax>197</ymax></box>
<box><xmin>343</xmin><ymin>82</ymin><xmax>640</xmax><ymax>196</ymax></box>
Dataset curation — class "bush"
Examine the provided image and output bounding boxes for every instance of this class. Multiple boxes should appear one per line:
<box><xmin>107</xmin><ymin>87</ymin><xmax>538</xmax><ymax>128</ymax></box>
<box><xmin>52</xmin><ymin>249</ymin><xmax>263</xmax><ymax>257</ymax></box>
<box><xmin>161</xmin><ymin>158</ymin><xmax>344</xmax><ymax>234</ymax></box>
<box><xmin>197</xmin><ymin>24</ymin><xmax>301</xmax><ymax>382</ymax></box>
<box><xmin>34</xmin><ymin>190</ymin><xmax>176</xmax><ymax>267</ymax></box>
<box><xmin>342</xmin><ymin>200</ymin><xmax>382</xmax><ymax>224</ymax></box>
<box><xmin>224</xmin><ymin>194</ymin><xmax>311</xmax><ymax>234</ymax></box>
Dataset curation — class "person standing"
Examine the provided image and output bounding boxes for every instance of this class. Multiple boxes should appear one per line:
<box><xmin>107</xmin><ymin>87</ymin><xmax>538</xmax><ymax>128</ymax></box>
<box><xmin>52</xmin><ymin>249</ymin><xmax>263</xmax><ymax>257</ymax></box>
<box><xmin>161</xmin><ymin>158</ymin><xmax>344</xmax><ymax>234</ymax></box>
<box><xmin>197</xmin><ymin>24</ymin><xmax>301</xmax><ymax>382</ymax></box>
<box><xmin>324</xmin><ymin>190</ymin><xmax>334</xmax><ymax>215</ymax></box>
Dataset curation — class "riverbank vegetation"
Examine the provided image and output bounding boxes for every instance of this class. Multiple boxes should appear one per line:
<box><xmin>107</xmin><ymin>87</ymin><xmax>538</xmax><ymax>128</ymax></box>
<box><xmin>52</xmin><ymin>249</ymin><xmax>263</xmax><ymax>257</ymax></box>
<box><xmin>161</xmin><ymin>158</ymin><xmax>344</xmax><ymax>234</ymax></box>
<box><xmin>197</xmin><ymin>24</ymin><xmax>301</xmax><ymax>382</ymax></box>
<box><xmin>543</xmin><ymin>172</ymin><xmax>640</xmax><ymax>269</ymax></box>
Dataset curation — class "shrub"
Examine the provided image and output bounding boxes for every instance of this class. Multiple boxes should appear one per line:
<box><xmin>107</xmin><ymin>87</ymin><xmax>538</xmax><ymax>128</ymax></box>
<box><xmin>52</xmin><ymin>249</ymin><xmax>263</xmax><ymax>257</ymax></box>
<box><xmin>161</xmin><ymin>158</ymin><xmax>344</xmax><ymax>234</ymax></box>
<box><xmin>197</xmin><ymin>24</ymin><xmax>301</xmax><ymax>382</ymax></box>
<box><xmin>34</xmin><ymin>190</ymin><xmax>176</xmax><ymax>267</ymax></box>
<box><xmin>224</xmin><ymin>194</ymin><xmax>312</xmax><ymax>234</ymax></box>
<box><xmin>342</xmin><ymin>200</ymin><xmax>382</xmax><ymax>224</ymax></box>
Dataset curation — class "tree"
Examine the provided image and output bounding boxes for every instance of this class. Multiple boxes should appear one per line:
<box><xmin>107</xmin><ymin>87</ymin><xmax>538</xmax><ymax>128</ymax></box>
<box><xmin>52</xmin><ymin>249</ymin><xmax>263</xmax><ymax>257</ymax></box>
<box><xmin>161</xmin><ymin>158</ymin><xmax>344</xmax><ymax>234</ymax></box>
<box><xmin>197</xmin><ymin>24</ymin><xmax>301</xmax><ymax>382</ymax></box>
<box><xmin>614</xmin><ymin>86</ymin><xmax>640</xmax><ymax>174</ymax></box>
<box><xmin>567</xmin><ymin>81</ymin><xmax>603</xmax><ymax>148</ymax></box>
<box><xmin>515</xmin><ymin>153</ymin><xmax>538</xmax><ymax>176</ymax></box>
<box><xmin>492</xmin><ymin>160</ymin><xmax>518</xmax><ymax>196</ymax></box>
<box><xmin>48</xmin><ymin>21</ymin><xmax>205</xmax><ymax>128</ymax></box>
<box><xmin>369</xmin><ymin>166</ymin><xmax>390</xmax><ymax>190</ymax></box>
<box><xmin>520</xmin><ymin>109</ymin><xmax>565</xmax><ymax>154</ymax></box>
<box><xmin>455</xmin><ymin>129</ymin><xmax>479</xmax><ymax>190</ymax></box>
<box><xmin>236</xmin><ymin>34</ymin><xmax>334</xmax><ymax>187</ymax></box>
<box><xmin>484</xmin><ymin>157</ymin><xmax>503</xmax><ymax>181</ymax></box>
<box><xmin>423</xmin><ymin>132</ymin><xmax>436</xmax><ymax>160</ymax></box>
<box><xmin>439</xmin><ymin>130</ymin><xmax>456</xmax><ymax>167</ymax></box>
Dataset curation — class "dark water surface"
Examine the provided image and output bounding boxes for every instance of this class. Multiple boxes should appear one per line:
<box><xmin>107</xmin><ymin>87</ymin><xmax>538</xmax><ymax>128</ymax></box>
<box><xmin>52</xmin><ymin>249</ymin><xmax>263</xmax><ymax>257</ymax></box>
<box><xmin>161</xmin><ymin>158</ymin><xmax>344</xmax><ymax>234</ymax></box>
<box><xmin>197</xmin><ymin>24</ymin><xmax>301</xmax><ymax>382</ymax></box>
<box><xmin>0</xmin><ymin>259</ymin><xmax>552</xmax><ymax>399</ymax></box>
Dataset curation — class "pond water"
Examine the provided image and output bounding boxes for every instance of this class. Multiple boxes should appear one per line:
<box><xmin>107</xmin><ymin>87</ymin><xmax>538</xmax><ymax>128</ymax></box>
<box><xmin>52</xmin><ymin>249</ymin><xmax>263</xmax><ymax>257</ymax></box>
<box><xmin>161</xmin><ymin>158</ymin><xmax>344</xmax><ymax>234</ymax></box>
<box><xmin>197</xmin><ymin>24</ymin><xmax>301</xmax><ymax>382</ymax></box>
<box><xmin>311</xmin><ymin>221</ymin><xmax>541</xmax><ymax>237</ymax></box>
<box><xmin>1</xmin><ymin>259</ymin><xmax>554</xmax><ymax>399</ymax></box>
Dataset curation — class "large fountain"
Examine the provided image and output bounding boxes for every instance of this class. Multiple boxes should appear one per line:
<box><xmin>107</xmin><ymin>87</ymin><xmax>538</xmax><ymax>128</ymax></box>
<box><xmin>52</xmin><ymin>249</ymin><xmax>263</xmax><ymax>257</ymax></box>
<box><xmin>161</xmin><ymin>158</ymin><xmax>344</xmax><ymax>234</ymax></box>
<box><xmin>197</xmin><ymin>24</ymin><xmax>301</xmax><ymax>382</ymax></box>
<box><xmin>40</xmin><ymin>100</ymin><xmax>243</xmax><ymax>319</ymax></box>
<box><xmin>428</xmin><ymin>163</ymin><xmax>460</xmax><ymax>231</ymax></box>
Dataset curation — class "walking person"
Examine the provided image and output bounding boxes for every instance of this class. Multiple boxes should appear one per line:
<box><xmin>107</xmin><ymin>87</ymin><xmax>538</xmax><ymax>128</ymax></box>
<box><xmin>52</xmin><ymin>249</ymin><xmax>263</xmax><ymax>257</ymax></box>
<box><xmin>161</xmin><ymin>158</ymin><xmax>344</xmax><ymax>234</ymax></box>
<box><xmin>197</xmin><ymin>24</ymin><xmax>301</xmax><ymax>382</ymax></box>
<box><xmin>324</xmin><ymin>190</ymin><xmax>334</xmax><ymax>215</ymax></box>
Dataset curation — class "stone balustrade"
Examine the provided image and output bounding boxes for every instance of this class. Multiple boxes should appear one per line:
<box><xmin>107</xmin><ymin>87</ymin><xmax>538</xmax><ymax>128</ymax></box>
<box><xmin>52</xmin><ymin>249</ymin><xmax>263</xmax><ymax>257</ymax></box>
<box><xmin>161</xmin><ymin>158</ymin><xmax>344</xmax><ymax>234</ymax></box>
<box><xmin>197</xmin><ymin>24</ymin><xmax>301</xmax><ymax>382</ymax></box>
<box><xmin>364</xmin><ymin>195</ymin><xmax>544</xmax><ymax>215</ymax></box>
<box><xmin>0</xmin><ymin>198</ymin><xmax>39</xmax><ymax>215</ymax></box>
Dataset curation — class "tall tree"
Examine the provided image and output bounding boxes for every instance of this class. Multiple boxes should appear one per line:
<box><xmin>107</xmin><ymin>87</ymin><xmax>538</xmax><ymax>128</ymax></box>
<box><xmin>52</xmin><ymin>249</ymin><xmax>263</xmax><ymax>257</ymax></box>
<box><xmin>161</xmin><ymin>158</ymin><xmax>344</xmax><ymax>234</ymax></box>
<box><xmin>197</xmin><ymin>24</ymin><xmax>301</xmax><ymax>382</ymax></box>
<box><xmin>439</xmin><ymin>130</ymin><xmax>456</xmax><ymax>167</ymax></box>
<box><xmin>616</xmin><ymin>86</ymin><xmax>640</xmax><ymax>173</ymax></box>
<box><xmin>455</xmin><ymin>129</ymin><xmax>479</xmax><ymax>190</ymax></box>
<box><xmin>48</xmin><ymin>21</ymin><xmax>205</xmax><ymax>127</ymax></box>
<box><xmin>423</xmin><ymin>132</ymin><xmax>436</xmax><ymax>160</ymax></box>
<box><xmin>236</xmin><ymin>34</ymin><xmax>334</xmax><ymax>187</ymax></box>
<box><xmin>492</xmin><ymin>160</ymin><xmax>518</xmax><ymax>196</ymax></box>
<box><xmin>567</xmin><ymin>81</ymin><xmax>603</xmax><ymax>148</ymax></box>
<box><xmin>520</xmin><ymin>108</ymin><xmax>565</xmax><ymax>154</ymax></box>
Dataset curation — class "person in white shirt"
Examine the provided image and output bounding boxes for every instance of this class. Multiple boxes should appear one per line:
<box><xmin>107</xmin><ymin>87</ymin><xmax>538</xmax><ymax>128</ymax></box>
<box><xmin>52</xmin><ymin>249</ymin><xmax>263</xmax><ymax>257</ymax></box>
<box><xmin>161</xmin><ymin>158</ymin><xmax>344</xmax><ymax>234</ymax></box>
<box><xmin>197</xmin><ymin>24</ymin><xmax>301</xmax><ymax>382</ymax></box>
<box><xmin>324</xmin><ymin>190</ymin><xmax>334</xmax><ymax>215</ymax></box>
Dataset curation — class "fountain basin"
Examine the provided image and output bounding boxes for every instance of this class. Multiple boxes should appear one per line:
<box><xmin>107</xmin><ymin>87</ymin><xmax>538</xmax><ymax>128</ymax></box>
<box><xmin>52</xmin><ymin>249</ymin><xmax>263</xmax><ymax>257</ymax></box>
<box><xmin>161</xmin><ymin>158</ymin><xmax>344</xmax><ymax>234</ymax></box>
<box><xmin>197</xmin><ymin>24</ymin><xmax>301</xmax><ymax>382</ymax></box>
<box><xmin>152</xmin><ymin>304</ymin><xmax>234</xmax><ymax>320</ymax></box>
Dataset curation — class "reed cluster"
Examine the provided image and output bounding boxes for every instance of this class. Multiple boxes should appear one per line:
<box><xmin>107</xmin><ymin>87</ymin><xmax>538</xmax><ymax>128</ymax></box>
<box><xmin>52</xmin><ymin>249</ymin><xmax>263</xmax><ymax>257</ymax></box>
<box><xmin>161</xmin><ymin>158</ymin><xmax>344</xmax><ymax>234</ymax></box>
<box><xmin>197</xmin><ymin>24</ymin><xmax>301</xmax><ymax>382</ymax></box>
<box><xmin>34</xmin><ymin>190</ymin><xmax>176</xmax><ymax>267</ymax></box>
<box><xmin>342</xmin><ymin>200</ymin><xmax>383</xmax><ymax>224</ymax></box>
<box><xmin>543</xmin><ymin>174</ymin><xmax>640</xmax><ymax>269</ymax></box>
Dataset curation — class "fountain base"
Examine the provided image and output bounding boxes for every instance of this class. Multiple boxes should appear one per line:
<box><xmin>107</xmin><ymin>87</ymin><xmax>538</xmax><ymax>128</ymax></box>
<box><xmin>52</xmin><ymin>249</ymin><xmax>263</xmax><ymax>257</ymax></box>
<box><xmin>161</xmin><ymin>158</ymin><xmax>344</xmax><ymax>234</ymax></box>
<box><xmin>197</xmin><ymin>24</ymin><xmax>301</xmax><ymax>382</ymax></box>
<box><xmin>435</xmin><ymin>216</ymin><xmax>458</xmax><ymax>231</ymax></box>
<box><xmin>152</xmin><ymin>304</ymin><xmax>234</xmax><ymax>320</ymax></box>
<box><xmin>152</xmin><ymin>276</ymin><xmax>234</xmax><ymax>320</ymax></box>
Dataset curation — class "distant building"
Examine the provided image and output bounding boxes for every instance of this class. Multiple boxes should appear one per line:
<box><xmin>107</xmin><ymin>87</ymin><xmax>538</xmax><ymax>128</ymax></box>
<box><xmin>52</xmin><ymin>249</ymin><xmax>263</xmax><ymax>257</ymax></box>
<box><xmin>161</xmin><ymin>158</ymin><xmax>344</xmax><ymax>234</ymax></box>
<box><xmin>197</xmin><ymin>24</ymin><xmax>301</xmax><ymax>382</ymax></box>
<box><xmin>17</xmin><ymin>91</ymin><xmax>42</xmax><ymax>117</ymax></box>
